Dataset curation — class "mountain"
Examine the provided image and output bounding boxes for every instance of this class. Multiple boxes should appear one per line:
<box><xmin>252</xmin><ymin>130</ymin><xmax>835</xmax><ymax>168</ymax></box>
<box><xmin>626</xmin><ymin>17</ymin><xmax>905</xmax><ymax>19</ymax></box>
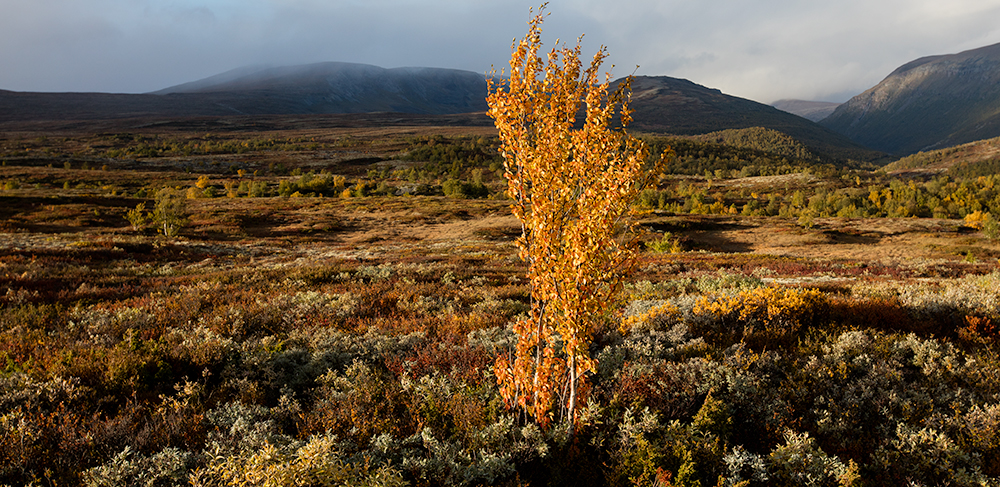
<box><xmin>620</xmin><ymin>76</ymin><xmax>881</xmax><ymax>161</ymax></box>
<box><xmin>152</xmin><ymin>62</ymin><xmax>492</xmax><ymax>115</ymax></box>
<box><xmin>820</xmin><ymin>42</ymin><xmax>1000</xmax><ymax>155</ymax></box>
<box><xmin>771</xmin><ymin>99</ymin><xmax>841</xmax><ymax>122</ymax></box>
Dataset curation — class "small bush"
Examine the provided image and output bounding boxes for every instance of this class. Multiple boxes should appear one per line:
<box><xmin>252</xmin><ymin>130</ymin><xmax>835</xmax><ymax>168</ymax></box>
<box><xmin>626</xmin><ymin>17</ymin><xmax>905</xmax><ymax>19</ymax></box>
<box><xmin>691</xmin><ymin>287</ymin><xmax>828</xmax><ymax>347</ymax></box>
<box><xmin>646</xmin><ymin>232</ymin><xmax>683</xmax><ymax>253</ymax></box>
<box><xmin>83</xmin><ymin>446</ymin><xmax>194</xmax><ymax>487</ymax></box>
<box><xmin>125</xmin><ymin>202</ymin><xmax>150</xmax><ymax>231</ymax></box>
<box><xmin>153</xmin><ymin>188</ymin><xmax>188</xmax><ymax>237</ymax></box>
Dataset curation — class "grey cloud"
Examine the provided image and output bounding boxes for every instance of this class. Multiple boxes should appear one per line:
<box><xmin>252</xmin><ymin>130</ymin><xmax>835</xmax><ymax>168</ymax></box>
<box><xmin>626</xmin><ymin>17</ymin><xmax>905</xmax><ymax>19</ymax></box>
<box><xmin>2</xmin><ymin>0</ymin><xmax>1000</xmax><ymax>103</ymax></box>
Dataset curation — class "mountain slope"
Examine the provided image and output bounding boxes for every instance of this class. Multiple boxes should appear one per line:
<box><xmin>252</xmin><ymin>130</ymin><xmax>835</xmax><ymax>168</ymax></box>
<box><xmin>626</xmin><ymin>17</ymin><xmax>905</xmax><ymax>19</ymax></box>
<box><xmin>621</xmin><ymin>76</ymin><xmax>880</xmax><ymax>161</ymax></box>
<box><xmin>884</xmin><ymin>135</ymin><xmax>1000</xmax><ymax>175</ymax></box>
<box><xmin>820</xmin><ymin>42</ymin><xmax>1000</xmax><ymax>155</ymax></box>
<box><xmin>153</xmin><ymin>62</ymin><xmax>492</xmax><ymax>115</ymax></box>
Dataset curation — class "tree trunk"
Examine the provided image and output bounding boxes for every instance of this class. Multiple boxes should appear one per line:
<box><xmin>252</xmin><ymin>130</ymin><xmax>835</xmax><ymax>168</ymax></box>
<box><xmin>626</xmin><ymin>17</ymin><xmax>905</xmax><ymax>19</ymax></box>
<box><xmin>567</xmin><ymin>353</ymin><xmax>577</xmax><ymax>432</ymax></box>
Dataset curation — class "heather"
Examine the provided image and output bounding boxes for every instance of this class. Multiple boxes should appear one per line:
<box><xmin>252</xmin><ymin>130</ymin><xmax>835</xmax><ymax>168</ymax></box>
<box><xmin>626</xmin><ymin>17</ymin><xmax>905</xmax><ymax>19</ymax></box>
<box><xmin>2</xmin><ymin>223</ymin><xmax>1000</xmax><ymax>485</ymax></box>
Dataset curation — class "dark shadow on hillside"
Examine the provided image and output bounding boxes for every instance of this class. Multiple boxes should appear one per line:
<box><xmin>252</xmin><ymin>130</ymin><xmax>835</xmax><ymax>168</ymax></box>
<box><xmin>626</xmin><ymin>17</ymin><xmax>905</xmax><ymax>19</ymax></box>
<box><xmin>821</xmin><ymin>229</ymin><xmax>882</xmax><ymax>245</ymax></box>
<box><xmin>685</xmin><ymin>233</ymin><xmax>755</xmax><ymax>253</ymax></box>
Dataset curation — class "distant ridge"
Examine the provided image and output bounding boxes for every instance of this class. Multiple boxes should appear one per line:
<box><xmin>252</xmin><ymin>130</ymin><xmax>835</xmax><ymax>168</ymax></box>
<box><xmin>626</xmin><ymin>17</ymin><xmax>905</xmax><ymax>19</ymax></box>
<box><xmin>771</xmin><ymin>99</ymin><xmax>841</xmax><ymax>122</ymax></box>
<box><xmin>0</xmin><ymin>91</ymin><xmax>242</xmax><ymax>121</ymax></box>
<box><xmin>821</xmin><ymin>42</ymin><xmax>1000</xmax><ymax>155</ymax></box>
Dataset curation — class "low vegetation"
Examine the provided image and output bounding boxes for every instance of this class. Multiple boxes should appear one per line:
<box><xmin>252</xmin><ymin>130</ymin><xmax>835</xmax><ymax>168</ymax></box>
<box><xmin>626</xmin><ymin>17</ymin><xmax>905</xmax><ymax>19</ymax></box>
<box><xmin>2</xmin><ymin>116</ymin><xmax>1000</xmax><ymax>485</ymax></box>
<box><xmin>2</xmin><ymin>224</ymin><xmax>1000</xmax><ymax>486</ymax></box>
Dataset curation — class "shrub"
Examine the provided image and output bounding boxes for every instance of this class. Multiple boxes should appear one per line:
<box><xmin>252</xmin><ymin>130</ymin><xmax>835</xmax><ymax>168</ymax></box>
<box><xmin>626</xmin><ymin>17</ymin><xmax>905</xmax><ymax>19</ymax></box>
<box><xmin>691</xmin><ymin>287</ymin><xmax>828</xmax><ymax>347</ymax></box>
<box><xmin>873</xmin><ymin>423</ymin><xmax>987</xmax><ymax>486</ymax></box>
<box><xmin>828</xmin><ymin>295</ymin><xmax>911</xmax><ymax>334</ymax></box>
<box><xmin>768</xmin><ymin>431</ymin><xmax>855</xmax><ymax>487</ymax></box>
<box><xmin>606</xmin><ymin>408</ymin><xmax>668</xmax><ymax>487</ymax></box>
<box><xmin>958</xmin><ymin>315</ymin><xmax>998</xmax><ymax>343</ymax></box>
<box><xmin>646</xmin><ymin>232</ymin><xmax>683</xmax><ymax>253</ymax></box>
<box><xmin>153</xmin><ymin>188</ymin><xmax>188</xmax><ymax>237</ymax></box>
<box><xmin>620</xmin><ymin>301</ymin><xmax>681</xmax><ymax>335</ymax></box>
<box><xmin>952</xmin><ymin>403</ymin><xmax>1000</xmax><ymax>476</ymax></box>
<box><xmin>442</xmin><ymin>179</ymin><xmax>488</xmax><ymax>199</ymax></box>
<box><xmin>125</xmin><ymin>202</ymin><xmax>150</xmax><ymax>231</ymax></box>
<box><xmin>303</xmin><ymin>361</ymin><xmax>414</xmax><ymax>442</ymax></box>
<box><xmin>248</xmin><ymin>181</ymin><xmax>269</xmax><ymax>197</ymax></box>
<box><xmin>983</xmin><ymin>213</ymin><xmax>1000</xmax><ymax>240</ymax></box>
<box><xmin>83</xmin><ymin>446</ymin><xmax>194</xmax><ymax>487</ymax></box>
<box><xmin>963</xmin><ymin>210</ymin><xmax>989</xmax><ymax>230</ymax></box>
<box><xmin>608</xmin><ymin>358</ymin><xmax>733</xmax><ymax>420</ymax></box>
<box><xmin>192</xmin><ymin>433</ymin><xmax>409</xmax><ymax>487</ymax></box>
<box><xmin>694</xmin><ymin>270</ymin><xmax>763</xmax><ymax>294</ymax></box>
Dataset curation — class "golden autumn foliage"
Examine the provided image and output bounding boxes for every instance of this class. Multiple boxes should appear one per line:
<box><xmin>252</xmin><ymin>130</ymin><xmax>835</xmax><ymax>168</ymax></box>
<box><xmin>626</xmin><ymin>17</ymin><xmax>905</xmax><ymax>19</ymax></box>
<box><xmin>692</xmin><ymin>287</ymin><xmax>828</xmax><ymax>347</ymax></box>
<box><xmin>486</xmin><ymin>5</ymin><xmax>668</xmax><ymax>428</ymax></box>
<box><xmin>195</xmin><ymin>175</ymin><xmax>211</xmax><ymax>190</ymax></box>
<box><xmin>964</xmin><ymin>210</ymin><xmax>990</xmax><ymax>229</ymax></box>
<box><xmin>619</xmin><ymin>303</ymin><xmax>680</xmax><ymax>335</ymax></box>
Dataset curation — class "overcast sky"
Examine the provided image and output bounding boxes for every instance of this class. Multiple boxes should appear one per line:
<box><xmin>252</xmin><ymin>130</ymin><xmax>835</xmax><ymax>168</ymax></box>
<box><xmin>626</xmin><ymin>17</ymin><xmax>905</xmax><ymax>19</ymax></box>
<box><xmin>3</xmin><ymin>0</ymin><xmax>1000</xmax><ymax>104</ymax></box>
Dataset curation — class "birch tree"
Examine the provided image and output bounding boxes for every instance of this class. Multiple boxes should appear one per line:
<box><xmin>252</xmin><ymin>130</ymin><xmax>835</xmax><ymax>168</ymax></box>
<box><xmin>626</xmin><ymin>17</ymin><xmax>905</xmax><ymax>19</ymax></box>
<box><xmin>487</xmin><ymin>5</ymin><xmax>668</xmax><ymax>429</ymax></box>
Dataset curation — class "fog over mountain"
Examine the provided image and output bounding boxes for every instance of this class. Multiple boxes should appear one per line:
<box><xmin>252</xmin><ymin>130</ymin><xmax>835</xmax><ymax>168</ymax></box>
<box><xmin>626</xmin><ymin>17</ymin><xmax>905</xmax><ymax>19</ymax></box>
<box><xmin>5</xmin><ymin>0</ymin><xmax>1000</xmax><ymax>105</ymax></box>
<box><xmin>153</xmin><ymin>62</ymin><xmax>492</xmax><ymax>115</ymax></box>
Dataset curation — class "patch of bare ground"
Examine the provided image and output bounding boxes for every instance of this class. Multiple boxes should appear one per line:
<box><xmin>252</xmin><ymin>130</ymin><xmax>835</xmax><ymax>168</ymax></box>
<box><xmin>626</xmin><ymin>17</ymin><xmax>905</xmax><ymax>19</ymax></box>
<box><xmin>648</xmin><ymin>214</ymin><xmax>1000</xmax><ymax>266</ymax></box>
<box><xmin>339</xmin><ymin>211</ymin><xmax>518</xmax><ymax>245</ymax></box>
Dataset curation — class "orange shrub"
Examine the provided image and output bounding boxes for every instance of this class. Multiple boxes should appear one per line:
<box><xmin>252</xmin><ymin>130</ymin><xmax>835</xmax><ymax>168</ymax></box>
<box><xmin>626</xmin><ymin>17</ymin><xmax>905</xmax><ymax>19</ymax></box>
<box><xmin>959</xmin><ymin>315</ymin><xmax>998</xmax><ymax>343</ymax></box>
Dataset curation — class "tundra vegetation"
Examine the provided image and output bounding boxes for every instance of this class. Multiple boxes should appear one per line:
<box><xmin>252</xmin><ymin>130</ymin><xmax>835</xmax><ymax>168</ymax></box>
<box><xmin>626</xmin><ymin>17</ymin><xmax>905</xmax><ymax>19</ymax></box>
<box><xmin>3</xmin><ymin>111</ymin><xmax>1000</xmax><ymax>487</ymax></box>
<box><xmin>3</xmin><ymin>30</ymin><xmax>1000</xmax><ymax>487</ymax></box>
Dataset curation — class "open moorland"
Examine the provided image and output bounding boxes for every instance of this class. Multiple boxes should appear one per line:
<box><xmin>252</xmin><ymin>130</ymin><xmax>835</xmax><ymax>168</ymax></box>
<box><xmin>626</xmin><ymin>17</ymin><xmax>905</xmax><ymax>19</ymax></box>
<box><xmin>3</xmin><ymin>115</ymin><xmax>1000</xmax><ymax>486</ymax></box>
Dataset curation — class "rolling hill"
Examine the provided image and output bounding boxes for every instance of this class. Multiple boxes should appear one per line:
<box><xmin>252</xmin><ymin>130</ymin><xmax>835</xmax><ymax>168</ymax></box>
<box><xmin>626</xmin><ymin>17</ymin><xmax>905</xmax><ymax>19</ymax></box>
<box><xmin>821</xmin><ymin>42</ymin><xmax>1000</xmax><ymax>155</ymax></box>
<box><xmin>0</xmin><ymin>63</ymin><xmax>492</xmax><ymax>123</ymax></box>
<box><xmin>884</xmin><ymin>134</ymin><xmax>1000</xmax><ymax>176</ymax></box>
